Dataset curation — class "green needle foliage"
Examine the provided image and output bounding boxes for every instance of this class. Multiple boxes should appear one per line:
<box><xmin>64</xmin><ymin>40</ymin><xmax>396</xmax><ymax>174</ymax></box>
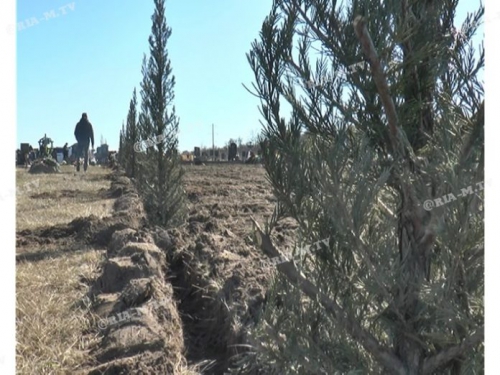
<box><xmin>240</xmin><ymin>0</ymin><xmax>484</xmax><ymax>374</ymax></box>
<box><xmin>120</xmin><ymin>88</ymin><xmax>139</xmax><ymax>179</ymax></box>
<box><xmin>119</xmin><ymin>0</ymin><xmax>186</xmax><ymax>227</ymax></box>
<box><xmin>138</xmin><ymin>0</ymin><xmax>185</xmax><ymax>227</ymax></box>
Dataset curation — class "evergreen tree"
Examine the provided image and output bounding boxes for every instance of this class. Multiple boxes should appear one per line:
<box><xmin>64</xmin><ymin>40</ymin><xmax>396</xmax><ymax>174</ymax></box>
<box><xmin>125</xmin><ymin>88</ymin><xmax>139</xmax><ymax>178</ymax></box>
<box><xmin>118</xmin><ymin>121</ymin><xmax>125</xmax><ymax>164</ymax></box>
<box><xmin>138</xmin><ymin>54</ymin><xmax>154</xmax><ymax>154</ymax></box>
<box><xmin>245</xmin><ymin>1</ymin><xmax>484</xmax><ymax>374</ymax></box>
<box><xmin>137</xmin><ymin>0</ymin><xmax>185</xmax><ymax>227</ymax></box>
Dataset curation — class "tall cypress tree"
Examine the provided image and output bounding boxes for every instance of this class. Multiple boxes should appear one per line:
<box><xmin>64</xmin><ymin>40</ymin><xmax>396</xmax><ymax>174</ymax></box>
<box><xmin>245</xmin><ymin>1</ymin><xmax>484</xmax><ymax>374</ymax></box>
<box><xmin>137</xmin><ymin>0</ymin><xmax>185</xmax><ymax>226</ymax></box>
<box><xmin>138</xmin><ymin>54</ymin><xmax>154</xmax><ymax>154</ymax></box>
<box><xmin>118</xmin><ymin>122</ymin><xmax>124</xmax><ymax>164</ymax></box>
<box><xmin>125</xmin><ymin>88</ymin><xmax>139</xmax><ymax>178</ymax></box>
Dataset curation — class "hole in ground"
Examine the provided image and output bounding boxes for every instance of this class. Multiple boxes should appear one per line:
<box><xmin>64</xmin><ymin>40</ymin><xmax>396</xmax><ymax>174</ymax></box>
<box><xmin>167</xmin><ymin>252</ymin><xmax>246</xmax><ymax>374</ymax></box>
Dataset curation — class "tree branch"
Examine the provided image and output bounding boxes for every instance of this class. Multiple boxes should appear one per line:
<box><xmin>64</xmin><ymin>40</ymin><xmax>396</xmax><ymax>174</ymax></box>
<box><xmin>353</xmin><ymin>16</ymin><xmax>400</xmax><ymax>154</ymax></box>
<box><xmin>459</xmin><ymin>100</ymin><xmax>484</xmax><ymax>167</ymax></box>
<box><xmin>423</xmin><ymin>328</ymin><xmax>484</xmax><ymax>374</ymax></box>
<box><xmin>251</xmin><ymin>217</ymin><xmax>406</xmax><ymax>375</ymax></box>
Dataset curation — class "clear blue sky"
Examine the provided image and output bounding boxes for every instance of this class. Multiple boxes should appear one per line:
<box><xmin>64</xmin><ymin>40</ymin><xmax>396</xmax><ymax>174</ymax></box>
<box><xmin>16</xmin><ymin>0</ymin><xmax>483</xmax><ymax>152</ymax></box>
<box><xmin>16</xmin><ymin>0</ymin><xmax>273</xmax><ymax>152</ymax></box>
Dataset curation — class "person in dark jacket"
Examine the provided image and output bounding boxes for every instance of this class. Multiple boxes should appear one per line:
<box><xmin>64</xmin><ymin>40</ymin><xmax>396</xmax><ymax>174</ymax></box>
<box><xmin>74</xmin><ymin>113</ymin><xmax>95</xmax><ymax>172</ymax></box>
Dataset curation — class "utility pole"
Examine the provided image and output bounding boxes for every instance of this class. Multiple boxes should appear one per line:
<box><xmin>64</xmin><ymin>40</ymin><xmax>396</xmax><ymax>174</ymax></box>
<box><xmin>212</xmin><ymin>123</ymin><xmax>215</xmax><ymax>162</ymax></box>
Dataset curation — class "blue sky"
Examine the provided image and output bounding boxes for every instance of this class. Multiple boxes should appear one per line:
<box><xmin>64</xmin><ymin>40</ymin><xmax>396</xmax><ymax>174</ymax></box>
<box><xmin>16</xmin><ymin>0</ymin><xmax>273</xmax><ymax>152</ymax></box>
<box><xmin>16</xmin><ymin>0</ymin><xmax>483</xmax><ymax>152</ymax></box>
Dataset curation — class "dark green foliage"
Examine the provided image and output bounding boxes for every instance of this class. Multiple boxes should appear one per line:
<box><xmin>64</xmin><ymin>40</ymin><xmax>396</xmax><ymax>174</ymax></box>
<box><xmin>127</xmin><ymin>88</ymin><xmax>139</xmax><ymax>178</ymax></box>
<box><xmin>120</xmin><ymin>88</ymin><xmax>140</xmax><ymax>178</ymax></box>
<box><xmin>116</xmin><ymin>0</ymin><xmax>185</xmax><ymax>228</ymax></box>
<box><xmin>118</xmin><ymin>122</ymin><xmax>125</xmax><ymax>164</ymax></box>
<box><xmin>135</xmin><ymin>0</ymin><xmax>186</xmax><ymax>227</ymax></box>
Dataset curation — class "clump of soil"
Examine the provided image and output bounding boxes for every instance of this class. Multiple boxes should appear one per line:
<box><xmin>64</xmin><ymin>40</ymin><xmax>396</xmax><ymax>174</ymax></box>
<box><xmin>107</xmin><ymin>175</ymin><xmax>138</xmax><ymax>198</ymax></box>
<box><xmin>87</xmin><ymin>268</ymin><xmax>190</xmax><ymax>375</ymax></box>
<box><xmin>28</xmin><ymin>158</ymin><xmax>61</xmax><ymax>174</ymax></box>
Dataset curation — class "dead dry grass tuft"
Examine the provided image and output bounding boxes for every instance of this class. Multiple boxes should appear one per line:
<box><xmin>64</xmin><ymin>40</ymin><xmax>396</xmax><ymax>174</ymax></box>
<box><xmin>17</xmin><ymin>249</ymin><xmax>103</xmax><ymax>374</ymax></box>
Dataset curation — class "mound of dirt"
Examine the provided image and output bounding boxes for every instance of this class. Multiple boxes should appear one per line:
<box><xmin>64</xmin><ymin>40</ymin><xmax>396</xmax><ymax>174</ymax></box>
<box><xmin>97</xmin><ymin>243</ymin><xmax>164</xmax><ymax>294</ymax></box>
<box><xmin>16</xmin><ymin>174</ymin><xmax>147</xmax><ymax>250</ymax></box>
<box><xmin>105</xmin><ymin>173</ymin><xmax>140</xmax><ymax>198</ymax></box>
<box><xmin>16</xmin><ymin>212</ymin><xmax>145</xmax><ymax>249</ymax></box>
<box><xmin>85</xmin><ymin>170</ymin><xmax>194</xmax><ymax>374</ymax></box>
<box><xmin>108</xmin><ymin>228</ymin><xmax>151</xmax><ymax>257</ymax></box>
<box><xmin>88</xmin><ymin>272</ymin><xmax>189</xmax><ymax>374</ymax></box>
<box><xmin>16</xmin><ymin>215</ymin><xmax>101</xmax><ymax>248</ymax></box>
<box><xmin>28</xmin><ymin>158</ymin><xmax>61</xmax><ymax>174</ymax></box>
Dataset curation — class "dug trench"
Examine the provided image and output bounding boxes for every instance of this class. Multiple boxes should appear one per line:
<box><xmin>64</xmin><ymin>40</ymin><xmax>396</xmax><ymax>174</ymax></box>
<box><xmin>22</xmin><ymin>165</ymin><xmax>299</xmax><ymax>374</ymax></box>
<box><xmin>165</xmin><ymin>165</ymin><xmax>299</xmax><ymax>373</ymax></box>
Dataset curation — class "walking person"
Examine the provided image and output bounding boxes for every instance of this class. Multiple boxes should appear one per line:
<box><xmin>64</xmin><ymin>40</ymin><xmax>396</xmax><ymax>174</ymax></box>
<box><xmin>74</xmin><ymin>113</ymin><xmax>95</xmax><ymax>172</ymax></box>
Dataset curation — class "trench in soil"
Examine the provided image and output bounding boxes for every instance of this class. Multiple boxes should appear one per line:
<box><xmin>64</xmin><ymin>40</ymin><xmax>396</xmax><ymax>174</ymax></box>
<box><xmin>168</xmin><ymin>252</ymin><xmax>244</xmax><ymax>374</ymax></box>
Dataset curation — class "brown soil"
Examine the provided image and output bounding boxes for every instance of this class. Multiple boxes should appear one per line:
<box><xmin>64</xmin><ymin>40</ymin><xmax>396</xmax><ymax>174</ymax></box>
<box><xmin>167</xmin><ymin>165</ymin><xmax>299</xmax><ymax>373</ymax></box>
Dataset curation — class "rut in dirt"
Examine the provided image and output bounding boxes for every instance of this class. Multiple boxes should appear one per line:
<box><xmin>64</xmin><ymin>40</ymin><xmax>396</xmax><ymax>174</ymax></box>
<box><xmin>169</xmin><ymin>253</ymin><xmax>238</xmax><ymax>374</ymax></box>
<box><xmin>163</xmin><ymin>165</ymin><xmax>280</xmax><ymax>374</ymax></box>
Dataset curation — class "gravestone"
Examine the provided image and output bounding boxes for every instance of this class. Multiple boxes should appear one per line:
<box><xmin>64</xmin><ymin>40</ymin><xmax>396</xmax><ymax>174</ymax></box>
<box><xmin>228</xmin><ymin>143</ymin><xmax>237</xmax><ymax>161</ymax></box>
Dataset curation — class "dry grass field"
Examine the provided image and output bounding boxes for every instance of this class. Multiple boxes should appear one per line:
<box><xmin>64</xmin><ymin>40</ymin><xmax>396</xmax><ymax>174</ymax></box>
<box><xmin>16</xmin><ymin>166</ymin><xmax>113</xmax><ymax>375</ymax></box>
